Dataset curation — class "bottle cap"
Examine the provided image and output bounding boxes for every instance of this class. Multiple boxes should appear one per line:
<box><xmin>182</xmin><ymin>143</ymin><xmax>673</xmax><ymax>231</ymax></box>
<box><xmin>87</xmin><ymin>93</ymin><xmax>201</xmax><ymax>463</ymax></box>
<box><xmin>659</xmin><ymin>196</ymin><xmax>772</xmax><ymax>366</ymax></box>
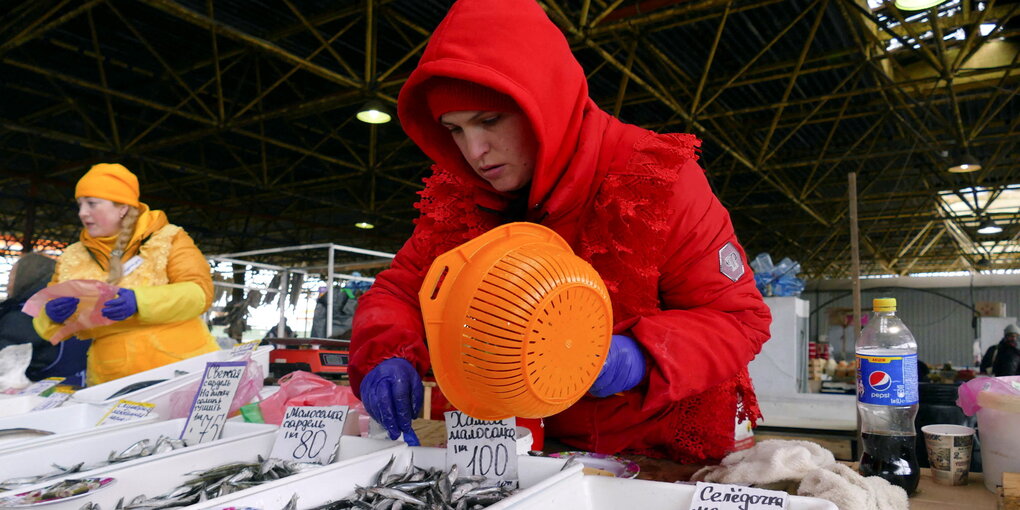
<box><xmin>873</xmin><ymin>298</ymin><xmax>896</xmax><ymax>312</ymax></box>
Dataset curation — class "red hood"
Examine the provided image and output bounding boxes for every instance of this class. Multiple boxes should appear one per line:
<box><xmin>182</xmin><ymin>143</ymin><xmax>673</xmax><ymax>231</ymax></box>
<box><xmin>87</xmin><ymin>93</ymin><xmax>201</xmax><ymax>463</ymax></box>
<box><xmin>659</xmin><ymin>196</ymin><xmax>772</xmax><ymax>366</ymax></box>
<box><xmin>398</xmin><ymin>0</ymin><xmax>590</xmax><ymax>215</ymax></box>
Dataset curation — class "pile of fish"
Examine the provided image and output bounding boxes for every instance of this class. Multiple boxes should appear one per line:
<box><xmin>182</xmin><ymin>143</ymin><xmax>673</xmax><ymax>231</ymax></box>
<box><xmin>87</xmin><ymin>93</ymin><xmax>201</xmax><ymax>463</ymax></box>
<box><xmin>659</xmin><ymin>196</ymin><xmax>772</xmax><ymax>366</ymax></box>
<box><xmin>99</xmin><ymin>456</ymin><xmax>314</xmax><ymax>510</ymax></box>
<box><xmin>307</xmin><ymin>455</ymin><xmax>521</xmax><ymax>510</ymax></box>
<box><xmin>6</xmin><ymin>478</ymin><xmax>104</xmax><ymax>505</ymax></box>
<box><xmin>0</xmin><ymin>436</ymin><xmax>185</xmax><ymax>492</ymax></box>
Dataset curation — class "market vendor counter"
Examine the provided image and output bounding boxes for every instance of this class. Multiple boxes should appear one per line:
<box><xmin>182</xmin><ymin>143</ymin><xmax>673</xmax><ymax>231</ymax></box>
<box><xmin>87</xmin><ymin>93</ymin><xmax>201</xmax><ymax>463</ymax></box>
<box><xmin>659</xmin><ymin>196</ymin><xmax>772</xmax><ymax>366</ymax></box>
<box><xmin>411</xmin><ymin>419</ymin><xmax>996</xmax><ymax>509</ymax></box>
<box><xmin>911</xmin><ymin>469</ymin><xmax>995</xmax><ymax>509</ymax></box>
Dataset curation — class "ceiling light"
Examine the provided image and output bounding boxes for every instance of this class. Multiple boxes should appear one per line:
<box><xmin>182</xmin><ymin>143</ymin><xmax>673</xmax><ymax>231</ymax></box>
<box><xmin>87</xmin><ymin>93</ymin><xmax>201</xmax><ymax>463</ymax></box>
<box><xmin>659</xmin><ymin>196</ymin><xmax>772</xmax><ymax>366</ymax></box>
<box><xmin>354</xmin><ymin>221</ymin><xmax>375</xmax><ymax>230</ymax></box>
<box><xmin>356</xmin><ymin>100</ymin><xmax>391</xmax><ymax>124</ymax></box>
<box><xmin>947</xmin><ymin>153</ymin><xmax>982</xmax><ymax>173</ymax></box>
<box><xmin>977</xmin><ymin>218</ymin><xmax>1002</xmax><ymax>235</ymax></box>
<box><xmin>893</xmin><ymin>0</ymin><xmax>947</xmax><ymax>10</ymax></box>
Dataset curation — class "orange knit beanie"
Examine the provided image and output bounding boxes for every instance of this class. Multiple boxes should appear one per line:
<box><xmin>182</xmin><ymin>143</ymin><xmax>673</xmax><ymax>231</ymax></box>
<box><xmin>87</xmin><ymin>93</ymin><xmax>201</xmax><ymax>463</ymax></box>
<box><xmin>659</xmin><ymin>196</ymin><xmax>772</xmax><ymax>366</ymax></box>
<box><xmin>75</xmin><ymin>163</ymin><xmax>140</xmax><ymax>207</ymax></box>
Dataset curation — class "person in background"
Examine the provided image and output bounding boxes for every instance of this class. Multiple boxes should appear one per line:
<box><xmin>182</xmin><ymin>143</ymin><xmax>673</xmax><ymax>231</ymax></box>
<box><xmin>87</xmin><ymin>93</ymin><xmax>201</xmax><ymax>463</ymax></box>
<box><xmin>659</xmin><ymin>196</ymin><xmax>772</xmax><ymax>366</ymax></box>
<box><xmin>349</xmin><ymin>0</ymin><xmax>770</xmax><ymax>462</ymax></box>
<box><xmin>980</xmin><ymin>324</ymin><xmax>1020</xmax><ymax>376</ymax></box>
<box><xmin>32</xmin><ymin>163</ymin><xmax>220</xmax><ymax>385</ymax></box>
<box><xmin>0</xmin><ymin>253</ymin><xmax>89</xmax><ymax>385</ymax></box>
<box><xmin>310</xmin><ymin>274</ymin><xmax>370</xmax><ymax>339</ymax></box>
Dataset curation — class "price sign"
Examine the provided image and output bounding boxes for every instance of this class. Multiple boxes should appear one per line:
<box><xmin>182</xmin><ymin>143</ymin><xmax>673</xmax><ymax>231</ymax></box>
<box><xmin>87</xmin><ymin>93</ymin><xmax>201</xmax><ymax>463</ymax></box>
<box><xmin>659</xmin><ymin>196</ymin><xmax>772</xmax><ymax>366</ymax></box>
<box><xmin>18</xmin><ymin>377</ymin><xmax>64</xmax><ymax>396</ymax></box>
<box><xmin>230</xmin><ymin>340</ymin><xmax>260</xmax><ymax>359</ymax></box>
<box><xmin>269</xmin><ymin>405</ymin><xmax>349</xmax><ymax>465</ymax></box>
<box><xmin>97</xmin><ymin>400</ymin><xmax>155</xmax><ymax>425</ymax></box>
<box><xmin>179</xmin><ymin>361</ymin><xmax>246</xmax><ymax>445</ymax></box>
<box><xmin>444</xmin><ymin>411</ymin><xmax>518</xmax><ymax>488</ymax></box>
<box><xmin>30</xmin><ymin>386</ymin><xmax>74</xmax><ymax>411</ymax></box>
<box><xmin>687</xmin><ymin>482</ymin><xmax>788</xmax><ymax>510</ymax></box>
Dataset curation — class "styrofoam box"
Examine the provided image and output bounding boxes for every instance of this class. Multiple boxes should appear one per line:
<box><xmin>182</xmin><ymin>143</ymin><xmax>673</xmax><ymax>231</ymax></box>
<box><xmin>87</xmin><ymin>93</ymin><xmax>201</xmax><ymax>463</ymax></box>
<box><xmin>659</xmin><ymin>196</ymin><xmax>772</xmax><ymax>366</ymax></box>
<box><xmin>517</xmin><ymin>474</ymin><xmax>839</xmax><ymax>510</ymax></box>
<box><xmin>0</xmin><ymin>403</ymin><xmax>158</xmax><ymax>454</ymax></box>
<box><xmin>29</xmin><ymin>435</ymin><xmax>403</xmax><ymax>510</ymax></box>
<box><xmin>200</xmin><ymin>446</ymin><xmax>584</xmax><ymax>510</ymax></box>
<box><xmin>0</xmin><ymin>394</ymin><xmax>47</xmax><ymax>419</ymax></box>
<box><xmin>70</xmin><ymin>345</ymin><xmax>273</xmax><ymax>418</ymax></box>
<box><xmin>0</xmin><ymin>419</ymin><xmax>278</xmax><ymax>488</ymax></box>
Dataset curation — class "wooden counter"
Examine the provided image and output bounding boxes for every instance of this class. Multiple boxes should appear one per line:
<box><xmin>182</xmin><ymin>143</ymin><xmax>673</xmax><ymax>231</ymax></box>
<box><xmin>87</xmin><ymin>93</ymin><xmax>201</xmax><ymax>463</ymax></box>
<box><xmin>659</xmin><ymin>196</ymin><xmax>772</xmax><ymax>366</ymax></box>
<box><xmin>912</xmin><ymin>469</ymin><xmax>996</xmax><ymax>509</ymax></box>
<box><xmin>412</xmin><ymin>420</ymin><xmax>997</xmax><ymax>508</ymax></box>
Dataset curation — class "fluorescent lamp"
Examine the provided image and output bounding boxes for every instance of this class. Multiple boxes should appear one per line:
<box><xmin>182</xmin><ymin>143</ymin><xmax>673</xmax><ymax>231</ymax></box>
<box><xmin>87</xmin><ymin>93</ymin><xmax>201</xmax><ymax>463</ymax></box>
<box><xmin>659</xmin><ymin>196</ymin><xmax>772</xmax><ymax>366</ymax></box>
<box><xmin>977</xmin><ymin>218</ymin><xmax>1002</xmax><ymax>235</ymax></box>
<box><xmin>356</xmin><ymin>100</ymin><xmax>392</xmax><ymax>124</ymax></box>
<box><xmin>894</xmin><ymin>0</ymin><xmax>947</xmax><ymax>10</ymax></box>
<box><xmin>947</xmin><ymin>154</ymin><xmax>982</xmax><ymax>173</ymax></box>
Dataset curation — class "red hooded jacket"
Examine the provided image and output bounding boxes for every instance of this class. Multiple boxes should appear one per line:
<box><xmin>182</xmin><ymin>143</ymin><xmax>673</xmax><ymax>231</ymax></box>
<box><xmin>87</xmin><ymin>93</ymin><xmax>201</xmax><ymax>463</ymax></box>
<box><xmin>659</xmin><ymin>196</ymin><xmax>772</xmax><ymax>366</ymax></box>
<box><xmin>350</xmin><ymin>0</ymin><xmax>772</xmax><ymax>462</ymax></box>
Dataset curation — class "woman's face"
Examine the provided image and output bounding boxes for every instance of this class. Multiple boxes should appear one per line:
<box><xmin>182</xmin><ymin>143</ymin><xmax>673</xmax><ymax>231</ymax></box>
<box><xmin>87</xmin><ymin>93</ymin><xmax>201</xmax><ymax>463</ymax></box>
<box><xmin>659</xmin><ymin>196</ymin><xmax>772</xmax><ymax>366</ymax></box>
<box><xmin>77</xmin><ymin>197</ymin><xmax>128</xmax><ymax>237</ymax></box>
<box><xmin>440</xmin><ymin>110</ymin><xmax>538</xmax><ymax>193</ymax></box>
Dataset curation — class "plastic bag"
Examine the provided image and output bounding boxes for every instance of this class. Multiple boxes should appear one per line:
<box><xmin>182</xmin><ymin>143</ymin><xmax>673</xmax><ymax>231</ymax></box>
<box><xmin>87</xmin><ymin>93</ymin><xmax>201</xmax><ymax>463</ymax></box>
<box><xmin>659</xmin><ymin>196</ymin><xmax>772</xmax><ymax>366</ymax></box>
<box><xmin>0</xmin><ymin>344</ymin><xmax>33</xmax><ymax>391</ymax></box>
<box><xmin>751</xmin><ymin>253</ymin><xmax>806</xmax><ymax>297</ymax></box>
<box><xmin>22</xmin><ymin>280</ymin><xmax>118</xmax><ymax>344</ymax></box>
<box><xmin>253</xmin><ymin>371</ymin><xmax>363</xmax><ymax>425</ymax></box>
<box><xmin>166</xmin><ymin>358</ymin><xmax>265</xmax><ymax>419</ymax></box>
<box><xmin>956</xmin><ymin>375</ymin><xmax>1020</xmax><ymax>415</ymax></box>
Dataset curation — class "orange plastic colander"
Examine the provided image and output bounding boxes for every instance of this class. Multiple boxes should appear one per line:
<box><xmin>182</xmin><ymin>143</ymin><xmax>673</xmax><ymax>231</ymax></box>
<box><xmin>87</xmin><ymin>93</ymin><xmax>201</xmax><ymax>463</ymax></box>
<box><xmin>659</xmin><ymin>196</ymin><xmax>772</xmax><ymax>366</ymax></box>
<box><xmin>419</xmin><ymin>222</ymin><xmax>612</xmax><ymax>420</ymax></box>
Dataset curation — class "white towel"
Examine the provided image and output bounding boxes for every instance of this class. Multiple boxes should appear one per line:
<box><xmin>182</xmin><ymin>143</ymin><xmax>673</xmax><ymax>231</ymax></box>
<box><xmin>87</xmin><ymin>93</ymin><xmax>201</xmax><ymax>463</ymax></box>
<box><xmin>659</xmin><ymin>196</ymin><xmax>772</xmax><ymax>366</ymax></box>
<box><xmin>692</xmin><ymin>440</ymin><xmax>908</xmax><ymax>510</ymax></box>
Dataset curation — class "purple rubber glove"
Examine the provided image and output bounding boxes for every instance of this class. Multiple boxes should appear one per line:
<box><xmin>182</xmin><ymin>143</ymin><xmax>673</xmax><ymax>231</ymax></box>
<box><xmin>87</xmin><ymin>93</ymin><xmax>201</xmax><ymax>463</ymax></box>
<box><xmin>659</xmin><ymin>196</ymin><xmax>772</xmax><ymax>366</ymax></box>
<box><xmin>359</xmin><ymin>358</ymin><xmax>423</xmax><ymax>446</ymax></box>
<box><xmin>45</xmin><ymin>297</ymin><xmax>80</xmax><ymax>323</ymax></box>
<box><xmin>102</xmin><ymin>288</ymin><xmax>137</xmax><ymax>321</ymax></box>
<box><xmin>589</xmin><ymin>334</ymin><xmax>646</xmax><ymax>397</ymax></box>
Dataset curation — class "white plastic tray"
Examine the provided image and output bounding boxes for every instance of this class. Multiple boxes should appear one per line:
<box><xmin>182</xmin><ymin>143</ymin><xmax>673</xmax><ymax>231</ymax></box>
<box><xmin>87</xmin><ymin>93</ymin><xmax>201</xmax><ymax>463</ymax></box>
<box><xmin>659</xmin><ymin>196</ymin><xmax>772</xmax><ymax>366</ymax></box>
<box><xmin>0</xmin><ymin>403</ymin><xmax>158</xmax><ymax>454</ymax></box>
<box><xmin>0</xmin><ymin>419</ymin><xmax>277</xmax><ymax>486</ymax></box>
<box><xmin>0</xmin><ymin>394</ymin><xmax>47</xmax><ymax>419</ymax></box>
<box><xmin>70</xmin><ymin>346</ymin><xmax>273</xmax><ymax>418</ymax></box>
<box><xmin>200</xmin><ymin>446</ymin><xmax>583</xmax><ymax>510</ymax></box>
<box><xmin>26</xmin><ymin>435</ymin><xmax>402</xmax><ymax>510</ymax></box>
<box><xmin>517</xmin><ymin>474</ymin><xmax>839</xmax><ymax>510</ymax></box>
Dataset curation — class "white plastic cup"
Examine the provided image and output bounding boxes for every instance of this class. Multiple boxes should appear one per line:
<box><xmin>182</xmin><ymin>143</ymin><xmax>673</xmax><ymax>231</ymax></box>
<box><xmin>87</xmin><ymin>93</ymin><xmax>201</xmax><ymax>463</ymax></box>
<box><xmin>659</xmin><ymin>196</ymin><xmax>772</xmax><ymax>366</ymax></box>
<box><xmin>921</xmin><ymin>424</ymin><xmax>975</xmax><ymax>486</ymax></box>
<box><xmin>977</xmin><ymin>406</ymin><xmax>1020</xmax><ymax>492</ymax></box>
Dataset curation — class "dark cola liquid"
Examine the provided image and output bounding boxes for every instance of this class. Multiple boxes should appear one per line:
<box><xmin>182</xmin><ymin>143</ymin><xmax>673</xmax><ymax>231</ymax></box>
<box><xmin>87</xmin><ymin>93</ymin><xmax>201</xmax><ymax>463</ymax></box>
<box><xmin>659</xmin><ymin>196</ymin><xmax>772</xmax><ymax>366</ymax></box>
<box><xmin>859</xmin><ymin>432</ymin><xmax>919</xmax><ymax>495</ymax></box>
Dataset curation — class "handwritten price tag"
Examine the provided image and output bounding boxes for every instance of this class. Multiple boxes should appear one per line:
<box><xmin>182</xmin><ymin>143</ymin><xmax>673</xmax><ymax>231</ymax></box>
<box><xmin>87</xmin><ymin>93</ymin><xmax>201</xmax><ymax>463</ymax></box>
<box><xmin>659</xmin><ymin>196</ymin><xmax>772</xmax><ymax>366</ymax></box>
<box><xmin>230</xmin><ymin>340</ymin><xmax>260</xmax><ymax>359</ymax></box>
<box><xmin>444</xmin><ymin>411</ymin><xmax>518</xmax><ymax>488</ymax></box>
<box><xmin>179</xmin><ymin>361</ymin><xmax>246</xmax><ymax>445</ymax></box>
<box><xmin>97</xmin><ymin>400</ymin><xmax>155</xmax><ymax>425</ymax></box>
<box><xmin>30</xmin><ymin>386</ymin><xmax>75</xmax><ymax>411</ymax></box>
<box><xmin>19</xmin><ymin>377</ymin><xmax>64</xmax><ymax>396</ymax></box>
<box><xmin>269</xmin><ymin>405</ymin><xmax>349</xmax><ymax>465</ymax></box>
<box><xmin>688</xmin><ymin>482</ymin><xmax>788</xmax><ymax>510</ymax></box>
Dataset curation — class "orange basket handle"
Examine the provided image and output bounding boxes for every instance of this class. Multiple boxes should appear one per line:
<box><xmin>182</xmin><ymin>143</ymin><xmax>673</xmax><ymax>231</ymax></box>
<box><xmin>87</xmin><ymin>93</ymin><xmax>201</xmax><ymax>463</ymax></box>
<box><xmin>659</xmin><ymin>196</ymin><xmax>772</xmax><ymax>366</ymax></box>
<box><xmin>419</xmin><ymin>248</ymin><xmax>469</xmax><ymax>322</ymax></box>
<box><xmin>419</xmin><ymin>223</ymin><xmax>569</xmax><ymax>325</ymax></box>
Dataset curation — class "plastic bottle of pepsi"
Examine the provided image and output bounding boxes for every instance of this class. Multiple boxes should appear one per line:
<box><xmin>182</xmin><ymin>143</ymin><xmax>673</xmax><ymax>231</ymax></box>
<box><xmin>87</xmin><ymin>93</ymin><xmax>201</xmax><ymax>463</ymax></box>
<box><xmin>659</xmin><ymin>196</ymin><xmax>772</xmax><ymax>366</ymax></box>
<box><xmin>856</xmin><ymin>297</ymin><xmax>919</xmax><ymax>495</ymax></box>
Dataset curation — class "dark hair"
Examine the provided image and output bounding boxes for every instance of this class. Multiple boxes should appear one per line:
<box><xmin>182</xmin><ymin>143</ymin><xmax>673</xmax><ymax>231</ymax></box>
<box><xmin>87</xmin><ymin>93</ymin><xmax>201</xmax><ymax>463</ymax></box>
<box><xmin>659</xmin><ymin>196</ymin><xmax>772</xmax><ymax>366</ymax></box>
<box><xmin>10</xmin><ymin>252</ymin><xmax>56</xmax><ymax>298</ymax></box>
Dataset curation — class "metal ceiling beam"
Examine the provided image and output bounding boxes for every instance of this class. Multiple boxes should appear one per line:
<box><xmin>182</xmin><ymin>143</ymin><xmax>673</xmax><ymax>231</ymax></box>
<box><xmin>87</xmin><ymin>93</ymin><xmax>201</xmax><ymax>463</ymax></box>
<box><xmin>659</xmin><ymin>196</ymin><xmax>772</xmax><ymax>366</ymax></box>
<box><xmin>139</xmin><ymin>0</ymin><xmax>362</xmax><ymax>89</ymax></box>
<box><xmin>0</xmin><ymin>0</ymin><xmax>101</xmax><ymax>57</ymax></box>
<box><xmin>547</xmin><ymin>8</ymin><xmax>835</xmax><ymax>228</ymax></box>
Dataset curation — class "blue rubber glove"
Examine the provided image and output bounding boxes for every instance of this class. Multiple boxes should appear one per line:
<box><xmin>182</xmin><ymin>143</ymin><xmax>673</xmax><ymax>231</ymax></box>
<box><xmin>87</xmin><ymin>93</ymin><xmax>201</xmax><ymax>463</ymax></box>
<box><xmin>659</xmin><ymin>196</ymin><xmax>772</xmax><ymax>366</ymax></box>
<box><xmin>359</xmin><ymin>358</ymin><xmax>423</xmax><ymax>446</ymax></box>
<box><xmin>45</xmin><ymin>297</ymin><xmax>80</xmax><ymax>323</ymax></box>
<box><xmin>102</xmin><ymin>288</ymin><xmax>137</xmax><ymax>321</ymax></box>
<box><xmin>589</xmin><ymin>334</ymin><xmax>647</xmax><ymax>397</ymax></box>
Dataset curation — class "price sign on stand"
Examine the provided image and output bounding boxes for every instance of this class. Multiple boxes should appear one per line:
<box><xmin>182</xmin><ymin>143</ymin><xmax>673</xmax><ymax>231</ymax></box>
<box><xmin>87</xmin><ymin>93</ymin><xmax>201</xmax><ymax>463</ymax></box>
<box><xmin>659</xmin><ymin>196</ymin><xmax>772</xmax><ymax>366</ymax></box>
<box><xmin>687</xmin><ymin>482</ymin><xmax>788</xmax><ymax>510</ymax></box>
<box><xmin>179</xmin><ymin>361</ymin><xmax>246</xmax><ymax>445</ymax></box>
<box><xmin>18</xmin><ymin>377</ymin><xmax>64</xmax><ymax>396</ymax></box>
<box><xmin>269</xmin><ymin>405</ymin><xmax>349</xmax><ymax>465</ymax></box>
<box><xmin>230</xmin><ymin>340</ymin><xmax>260</xmax><ymax>359</ymax></box>
<box><xmin>31</xmin><ymin>386</ymin><xmax>75</xmax><ymax>411</ymax></box>
<box><xmin>444</xmin><ymin>411</ymin><xmax>518</xmax><ymax>488</ymax></box>
<box><xmin>97</xmin><ymin>400</ymin><xmax>155</xmax><ymax>425</ymax></box>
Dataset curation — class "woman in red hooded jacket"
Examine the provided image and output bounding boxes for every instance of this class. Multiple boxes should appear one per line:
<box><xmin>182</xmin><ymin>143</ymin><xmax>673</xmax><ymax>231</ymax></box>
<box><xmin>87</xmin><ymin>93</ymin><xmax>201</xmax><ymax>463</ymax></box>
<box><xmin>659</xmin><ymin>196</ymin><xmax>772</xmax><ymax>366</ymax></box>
<box><xmin>350</xmin><ymin>0</ymin><xmax>772</xmax><ymax>463</ymax></box>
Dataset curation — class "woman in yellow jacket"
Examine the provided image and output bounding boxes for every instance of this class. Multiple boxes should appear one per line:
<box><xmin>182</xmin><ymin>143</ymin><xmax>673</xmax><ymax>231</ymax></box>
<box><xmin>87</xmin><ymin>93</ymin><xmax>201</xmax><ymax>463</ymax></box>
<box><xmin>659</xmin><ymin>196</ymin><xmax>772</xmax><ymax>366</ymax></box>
<box><xmin>34</xmin><ymin>163</ymin><xmax>219</xmax><ymax>385</ymax></box>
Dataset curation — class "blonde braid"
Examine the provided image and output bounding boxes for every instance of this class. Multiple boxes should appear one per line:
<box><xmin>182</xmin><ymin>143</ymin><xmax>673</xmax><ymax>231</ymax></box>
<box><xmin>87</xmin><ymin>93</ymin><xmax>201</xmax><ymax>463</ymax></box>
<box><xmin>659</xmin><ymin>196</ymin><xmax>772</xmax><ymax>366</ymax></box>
<box><xmin>107</xmin><ymin>205</ymin><xmax>140</xmax><ymax>285</ymax></box>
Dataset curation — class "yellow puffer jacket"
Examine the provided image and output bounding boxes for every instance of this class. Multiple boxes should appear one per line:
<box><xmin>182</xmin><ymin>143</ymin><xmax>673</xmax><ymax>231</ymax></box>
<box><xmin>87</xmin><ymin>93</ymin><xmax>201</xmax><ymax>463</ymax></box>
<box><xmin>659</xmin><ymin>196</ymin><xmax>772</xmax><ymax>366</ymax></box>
<box><xmin>34</xmin><ymin>206</ymin><xmax>219</xmax><ymax>385</ymax></box>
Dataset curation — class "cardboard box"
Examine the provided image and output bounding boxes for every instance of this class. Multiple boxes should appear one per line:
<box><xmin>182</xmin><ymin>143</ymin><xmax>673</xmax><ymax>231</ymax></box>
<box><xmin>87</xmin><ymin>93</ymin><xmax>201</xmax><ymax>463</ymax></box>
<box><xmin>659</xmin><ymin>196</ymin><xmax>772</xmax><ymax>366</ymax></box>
<box><xmin>976</xmin><ymin>301</ymin><xmax>1007</xmax><ymax>317</ymax></box>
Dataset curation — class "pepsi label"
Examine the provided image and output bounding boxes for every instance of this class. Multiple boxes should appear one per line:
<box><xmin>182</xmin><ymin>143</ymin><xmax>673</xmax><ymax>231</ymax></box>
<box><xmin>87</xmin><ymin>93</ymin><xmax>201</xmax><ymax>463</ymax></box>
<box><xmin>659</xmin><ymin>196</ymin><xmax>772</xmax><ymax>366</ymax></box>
<box><xmin>856</xmin><ymin>353</ymin><xmax>918</xmax><ymax>405</ymax></box>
